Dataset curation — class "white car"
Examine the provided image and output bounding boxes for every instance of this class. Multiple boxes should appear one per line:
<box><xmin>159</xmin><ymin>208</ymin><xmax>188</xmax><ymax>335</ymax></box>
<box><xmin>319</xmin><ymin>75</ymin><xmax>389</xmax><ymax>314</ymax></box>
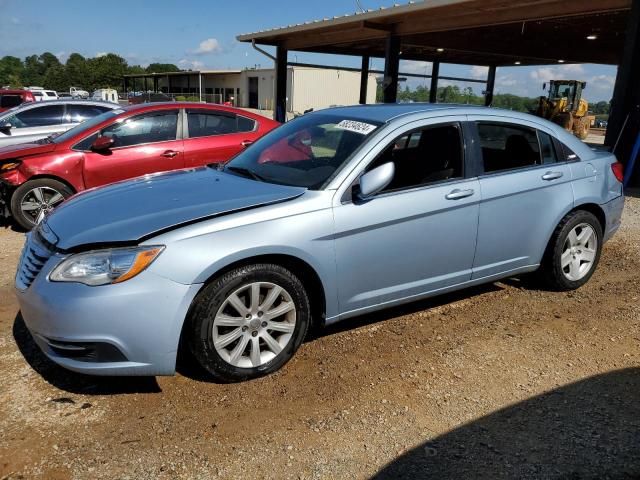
<box><xmin>70</xmin><ymin>87</ymin><xmax>89</xmax><ymax>99</ymax></box>
<box><xmin>28</xmin><ymin>88</ymin><xmax>57</xmax><ymax>102</ymax></box>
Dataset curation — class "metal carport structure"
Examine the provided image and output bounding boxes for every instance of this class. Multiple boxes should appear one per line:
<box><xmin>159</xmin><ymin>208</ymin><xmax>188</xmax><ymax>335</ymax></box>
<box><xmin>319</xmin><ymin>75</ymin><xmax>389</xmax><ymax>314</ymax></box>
<box><xmin>237</xmin><ymin>0</ymin><xmax>640</xmax><ymax>184</ymax></box>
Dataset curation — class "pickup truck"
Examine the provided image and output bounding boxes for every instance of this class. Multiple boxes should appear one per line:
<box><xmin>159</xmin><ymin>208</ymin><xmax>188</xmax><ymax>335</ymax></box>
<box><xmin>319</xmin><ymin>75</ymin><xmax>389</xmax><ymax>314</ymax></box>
<box><xmin>69</xmin><ymin>86</ymin><xmax>89</xmax><ymax>99</ymax></box>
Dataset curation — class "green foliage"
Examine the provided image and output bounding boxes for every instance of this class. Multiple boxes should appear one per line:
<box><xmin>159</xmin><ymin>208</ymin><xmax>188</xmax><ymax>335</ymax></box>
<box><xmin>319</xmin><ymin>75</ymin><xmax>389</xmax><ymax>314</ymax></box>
<box><xmin>175</xmin><ymin>95</ymin><xmax>187</xmax><ymax>101</ymax></box>
<box><xmin>376</xmin><ymin>82</ymin><xmax>559</xmax><ymax>113</ymax></box>
<box><xmin>0</xmin><ymin>52</ymin><xmax>182</xmax><ymax>93</ymax></box>
<box><xmin>146</xmin><ymin>63</ymin><xmax>181</xmax><ymax>73</ymax></box>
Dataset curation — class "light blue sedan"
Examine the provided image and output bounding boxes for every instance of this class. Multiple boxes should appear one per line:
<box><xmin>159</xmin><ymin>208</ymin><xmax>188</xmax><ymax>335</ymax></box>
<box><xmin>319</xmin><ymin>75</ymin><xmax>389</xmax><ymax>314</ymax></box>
<box><xmin>15</xmin><ymin>104</ymin><xmax>624</xmax><ymax>382</ymax></box>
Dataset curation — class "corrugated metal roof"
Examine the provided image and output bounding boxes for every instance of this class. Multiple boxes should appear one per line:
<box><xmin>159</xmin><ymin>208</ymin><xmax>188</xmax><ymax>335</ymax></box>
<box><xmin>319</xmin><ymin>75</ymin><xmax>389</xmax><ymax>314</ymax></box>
<box><xmin>237</xmin><ymin>0</ymin><xmax>438</xmax><ymax>40</ymax></box>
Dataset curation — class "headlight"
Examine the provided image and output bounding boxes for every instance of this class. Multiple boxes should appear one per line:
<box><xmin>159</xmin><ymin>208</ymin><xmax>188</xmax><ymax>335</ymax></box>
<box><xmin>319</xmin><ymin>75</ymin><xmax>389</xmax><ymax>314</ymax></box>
<box><xmin>50</xmin><ymin>246</ymin><xmax>164</xmax><ymax>286</ymax></box>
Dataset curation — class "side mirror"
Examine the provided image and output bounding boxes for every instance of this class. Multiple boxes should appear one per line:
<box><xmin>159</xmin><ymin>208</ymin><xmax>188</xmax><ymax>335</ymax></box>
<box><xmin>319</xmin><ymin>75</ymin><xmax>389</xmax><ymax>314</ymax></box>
<box><xmin>0</xmin><ymin>122</ymin><xmax>12</xmax><ymax>133</ymax></box>
<box><xmin>357</xmin><ymin>162</ymin><xmax>395</xmax><ymax>199</ymax></box>
<box><xmin>91</xmin><ymin>135</ymin><xmax>115</xmax><ymax>151</ymax></box>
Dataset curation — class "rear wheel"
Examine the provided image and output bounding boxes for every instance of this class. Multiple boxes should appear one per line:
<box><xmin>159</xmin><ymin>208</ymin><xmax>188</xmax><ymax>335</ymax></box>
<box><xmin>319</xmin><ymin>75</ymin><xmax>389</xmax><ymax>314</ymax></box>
<box><xmin>539</xmin><ymin>210</ymin><xmax>602</xmax><ymax>291</ymax></box>
<box><xmin>187</xmin><ymin>264</ymin><xmax>311</xmax><ymax>382</ymax></box>
<box><xmin>10</xmin><ymin>178</ymin><xmax>74</xmax><ymax>230</ymax></box>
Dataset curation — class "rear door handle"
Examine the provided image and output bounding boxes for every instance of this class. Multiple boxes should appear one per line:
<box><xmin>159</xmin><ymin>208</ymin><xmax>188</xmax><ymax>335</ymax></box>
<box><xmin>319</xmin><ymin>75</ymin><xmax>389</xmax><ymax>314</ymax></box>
<box><xmin>541</xmin><ymin>171</ymin><xmax>563</xmax><ymax>181</ymax></box>
<box><xmin>161</xmin><ymin>150</ymin><xmax>179</xmax><ymax>158</ymax></box>
<box><xmin>445</xmin><ymin>188</ymin><xmax>475</xmax><ymax>200</ymax></box>
<box><xmin>241</xmin><ymin>140</ymin><xmax>254</xmax><ymax>148</ymax></box>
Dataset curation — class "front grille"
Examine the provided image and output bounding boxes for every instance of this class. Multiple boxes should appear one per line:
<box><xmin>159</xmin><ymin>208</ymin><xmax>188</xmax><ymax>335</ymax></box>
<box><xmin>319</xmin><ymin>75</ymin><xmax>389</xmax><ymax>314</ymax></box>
<box><xmin>16</xmin><ymin>232</ymin><xmax>54</xmax><ymax>290</ymax></box>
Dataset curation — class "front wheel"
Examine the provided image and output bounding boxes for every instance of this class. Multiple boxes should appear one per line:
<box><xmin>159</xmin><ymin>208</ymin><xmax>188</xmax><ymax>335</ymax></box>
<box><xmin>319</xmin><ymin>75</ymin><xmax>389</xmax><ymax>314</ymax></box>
<box><xmin>539</xmin><ymin>210</ymin><xmax>603</xmax><ymax>291</ymax></box>
<box><xmin>186</xmin><ymin>264</ymin><xmax>311</xmax><ymax>382</ymax></box>
<box><xmin>10</xmin><ymin>179</ymin><xmax>74</xmax><ymax>230</ymax></box>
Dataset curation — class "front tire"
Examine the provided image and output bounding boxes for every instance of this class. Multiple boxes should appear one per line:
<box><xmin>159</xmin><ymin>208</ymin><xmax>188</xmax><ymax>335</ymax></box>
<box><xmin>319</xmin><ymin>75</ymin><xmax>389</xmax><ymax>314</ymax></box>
<box><xmin>539</xmin><ymin>210</ymin><xmax>602</xmax><ymax>291</ymax></box>
<box><xmin>186</xmin><ymin>264</ymin><xmax>311</xmax><ymax>382</ymax></box>
<box><xmin>10</xmin><ymin>178</ymin><xmax>74</xmax><ymax>230</ymax></box>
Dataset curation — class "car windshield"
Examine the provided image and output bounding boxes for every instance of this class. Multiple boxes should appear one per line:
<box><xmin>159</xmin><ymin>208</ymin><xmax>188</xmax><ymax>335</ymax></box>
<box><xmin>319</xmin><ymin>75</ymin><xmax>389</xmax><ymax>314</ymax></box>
<box><xmin>223</xmin><ymin>113</ymin><xmax>381</xmax><ymax>189</ymax></box>
<box><xmin>52</xmin><ymin>109</ymin><xmax>121</xmax><ymax>143</ymax></box>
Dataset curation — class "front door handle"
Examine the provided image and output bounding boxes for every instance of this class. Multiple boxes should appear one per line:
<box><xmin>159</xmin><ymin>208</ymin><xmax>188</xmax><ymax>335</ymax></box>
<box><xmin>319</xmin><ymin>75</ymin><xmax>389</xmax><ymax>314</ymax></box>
<box><xmin>241</xmin><ymin>140</ymin><xmax>254</xmax><ymax>148</ymax></box>
<box><xmin>161</xmin><ymin>150</ymin><xmax>179</xmax><ymax>158</ymax></box>
<box><xmin>541</xmin><ymin>171</ymin><xmax>563</xmax><ymax>181</ymax></box>
<box><xmin>445</xmin><ymin>188</ymin><xmax>475</xmax><ymax>200</ymax></box>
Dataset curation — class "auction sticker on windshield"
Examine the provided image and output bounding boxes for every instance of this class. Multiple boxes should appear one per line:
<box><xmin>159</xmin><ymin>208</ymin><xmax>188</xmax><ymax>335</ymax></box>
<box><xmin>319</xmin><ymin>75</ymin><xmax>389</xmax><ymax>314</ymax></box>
<box><xmin>336</xmin><ymin>120</ymin><xmax>377</xmax><ymax>135</ymax></box>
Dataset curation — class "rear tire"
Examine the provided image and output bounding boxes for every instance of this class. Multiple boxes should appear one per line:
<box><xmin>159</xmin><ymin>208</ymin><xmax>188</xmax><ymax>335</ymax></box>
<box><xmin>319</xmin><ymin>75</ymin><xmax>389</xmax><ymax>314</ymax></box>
<box><xmin>10</xmin><ymin>178</ymin><xmax>74</xmax><ymax>230</ymax></box>
<box><xmin>539</xmin><ymin>210</ymin><xmax>602</xmax><ymax>291</ymax></box>
<box><xmin>186</xmin><ymin>264</ymin><xmax>311</xmax><ymax>382</ymax></box>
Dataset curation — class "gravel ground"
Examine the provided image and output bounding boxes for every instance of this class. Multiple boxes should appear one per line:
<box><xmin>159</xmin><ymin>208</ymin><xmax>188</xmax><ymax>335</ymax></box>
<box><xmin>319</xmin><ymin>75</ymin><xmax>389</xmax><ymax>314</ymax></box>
<box><xmin>0</xmin><ymin>194</ymin><xmax>638</xmax><ymax>480</ymax></box>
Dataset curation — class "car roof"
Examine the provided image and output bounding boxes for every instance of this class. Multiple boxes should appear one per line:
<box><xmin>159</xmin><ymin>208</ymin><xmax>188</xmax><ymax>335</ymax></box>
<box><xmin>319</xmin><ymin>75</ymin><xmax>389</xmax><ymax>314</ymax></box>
<box><xmin>317</xmin><ymin>103</ymin><xmax>594</xmax><ymax>160</ymax></box>
<box><xmin>2</xmin><ymin>99</ymin><xmax>120</xmax><ymax>111</ymax></box>
<box><xmin>122</xmin><ymin>102</ymin><xmax>268</xmax><ymax>118</ymax></box>
<box><xmin>0</xmin><ymin>89</ymin><xmax>33</xmax><ymax>95</ymax></box>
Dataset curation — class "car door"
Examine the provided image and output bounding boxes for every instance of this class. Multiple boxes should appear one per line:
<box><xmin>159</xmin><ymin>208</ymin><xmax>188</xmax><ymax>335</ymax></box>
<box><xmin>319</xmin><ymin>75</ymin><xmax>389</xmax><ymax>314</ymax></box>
<box><xmin>81</xmin><ymin>109</ymin><xmax>184</xmax><ymax>188</ymax></box>
<box><xmin>183</xmin><ymin>109</ymin><xmax>261</xmax><ymax>167</ymax></box>
<box><xmin>468</xmin><ymin>117</ymin><xmax>574</xmax><ymax>279</ymax></box>
<box><xmin>332</xmin><ymin>118</ymin><xmax>480</xmax><ymax>316</ymax></box>
<box><xmin>0</xmin><ymin>104</ymin><xmax>65</xmax><ymax>147</ymax></box>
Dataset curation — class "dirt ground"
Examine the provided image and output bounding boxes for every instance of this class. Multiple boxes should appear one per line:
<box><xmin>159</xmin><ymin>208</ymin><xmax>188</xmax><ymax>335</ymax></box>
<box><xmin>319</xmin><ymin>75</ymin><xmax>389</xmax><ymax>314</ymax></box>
<box><xmin>0</xmin><ymin>195</ymin><xmax>639</xmax><ymax>480</ymax></box>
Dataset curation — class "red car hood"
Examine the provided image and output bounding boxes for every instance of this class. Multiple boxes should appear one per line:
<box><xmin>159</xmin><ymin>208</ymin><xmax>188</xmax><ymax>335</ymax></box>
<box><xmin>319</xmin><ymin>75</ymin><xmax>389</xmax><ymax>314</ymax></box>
<box><xmin>0</xmin><ymin>142</ymin><xmax>57</xmax><ymax>159</ymax></box>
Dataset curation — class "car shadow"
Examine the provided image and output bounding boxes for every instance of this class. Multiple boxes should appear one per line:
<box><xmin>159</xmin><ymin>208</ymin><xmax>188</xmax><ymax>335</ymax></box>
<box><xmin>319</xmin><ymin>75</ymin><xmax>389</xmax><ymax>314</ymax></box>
<box><xmin>372</xmin><ymin>367</ymin><xmax>640</xmax><ymax>479</ymax></box>
<box><xmin>319</xmin><ymin>282</ymin><xmax>505</xmax><ymax>340</ymax></box>
<box><xmin>176</xmin><ymin>282</ymin><xmax>506</xmax><ymax>384</ymax></box>
<box><xmin>12</xmin><ymin>313</ymin><xmax>162</xmax><ymax>395</ymax></box>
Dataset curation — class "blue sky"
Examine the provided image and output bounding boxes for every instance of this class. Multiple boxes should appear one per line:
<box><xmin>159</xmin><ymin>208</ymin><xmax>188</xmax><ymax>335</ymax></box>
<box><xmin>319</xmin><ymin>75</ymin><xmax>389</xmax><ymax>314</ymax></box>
<box><xmin>0</xmin><ymin>0</ymin><xmax>617</xmax><ymax>101</ymax></box>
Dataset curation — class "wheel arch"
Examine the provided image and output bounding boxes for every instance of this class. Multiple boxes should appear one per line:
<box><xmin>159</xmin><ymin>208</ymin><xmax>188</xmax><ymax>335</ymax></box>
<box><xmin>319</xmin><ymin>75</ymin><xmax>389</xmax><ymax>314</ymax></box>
<box><xmin>199</xmin><ymin>253</ymin><xmax>327</xmax><ymax>328</ymax></box>
<box><xmin>17</xmin><ymin>174</ymin><xmax>78</xmax><ymax>195</ymax></box>
<box><xmin>177</xmin><ymin>253</ymin><xmax>327</xmax><ymax>357</ymax></box>
<box><xmin>540</xmin><ymin>202</ymin><xmax>606</xmax><ymax>264</ymax></box>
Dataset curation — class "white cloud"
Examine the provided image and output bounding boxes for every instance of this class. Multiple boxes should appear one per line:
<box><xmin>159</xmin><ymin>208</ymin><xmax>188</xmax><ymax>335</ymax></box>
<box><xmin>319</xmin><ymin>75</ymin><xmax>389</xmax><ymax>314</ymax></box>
<box><xmin>95</xmin><ymin>52</ymin><xmax>108</xmax><ymax>58</ymax></box>
<box><xmin>587</xmin><ymin>74</ymin><xmax>616</xmax><ymax>90</ymax></box>
<box><xmin>529</xmin><ymin>64</ymin><xmax>585</xmax><ymax>83</ymax></box>
<box><xmin>178</xmin><ymin>59</ymin><xmax>205</xmax><ymax>70</ymax></box>
<box><xmin>469</xmin><ymin>65</ymin><xmax>489</xmax><ymax>79</ymax></box>
<box><xmin>55</xmin><ymin>51</ymin><xmax>68</xmax><ymax>62</ymax></box>
<box><xmin>399</xmin><ymin>60</ymin><xmax>432</xmax><ymax>76</ymax></box>
<box><xmin>193</xmin><ymin>38</ymin><xmax>222</xmax><ymax>55</ymax></box>
<box><xmin>496</xmin><ymin>74</ymin><xmax>517</xmax><ymax>87</ymax></box>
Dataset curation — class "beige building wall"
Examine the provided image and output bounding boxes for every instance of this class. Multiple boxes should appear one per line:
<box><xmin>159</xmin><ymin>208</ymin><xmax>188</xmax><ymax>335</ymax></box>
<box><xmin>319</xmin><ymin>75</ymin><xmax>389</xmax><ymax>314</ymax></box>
<box><xmin>290</xmin><ymin>67</ymin><xmax>377</xmax><ymax>113</ymax></box>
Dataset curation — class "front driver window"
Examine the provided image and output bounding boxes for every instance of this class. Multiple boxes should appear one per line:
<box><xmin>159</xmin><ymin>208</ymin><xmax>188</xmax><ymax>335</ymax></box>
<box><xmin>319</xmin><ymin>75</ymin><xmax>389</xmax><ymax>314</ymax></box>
<box><xmin>99</xmin><ymin>111</ymin><xmax>178</xmax><ymax>148</ymax></box>
<box><xmin>365</xmin><ymin>123</ymin><xmax>464</xmax><ymax>193</ymax></box>
<box><xmin>9</xmin><ymin>105</ymin><xmax>65</xmax><ymax>128</ymax></box>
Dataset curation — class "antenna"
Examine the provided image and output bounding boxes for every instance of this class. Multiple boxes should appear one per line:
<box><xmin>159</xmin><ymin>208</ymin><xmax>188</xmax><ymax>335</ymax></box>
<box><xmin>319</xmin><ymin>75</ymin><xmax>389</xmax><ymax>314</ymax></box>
<box><xmin>356</xmin><ymin>0</ymin><xmax>366</xmax><ymax>13</ymax></box>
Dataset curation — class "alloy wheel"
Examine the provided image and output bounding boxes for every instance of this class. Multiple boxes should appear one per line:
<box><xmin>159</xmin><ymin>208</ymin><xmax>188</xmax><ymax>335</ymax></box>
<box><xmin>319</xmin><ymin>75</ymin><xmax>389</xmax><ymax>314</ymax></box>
<box><xmin>20</xmin><ymin>186</ymin><xmax>65</xmax><ymax>225</ymax></box>
<box><xmin>561</xmin><ymin>223</ymin><xmax>598</xmax><ymax>281</ymax></box>
<box><xmin>212</xmin><ymin>282</ymin><xmax>297</xmax><ymax>368</ymax></box>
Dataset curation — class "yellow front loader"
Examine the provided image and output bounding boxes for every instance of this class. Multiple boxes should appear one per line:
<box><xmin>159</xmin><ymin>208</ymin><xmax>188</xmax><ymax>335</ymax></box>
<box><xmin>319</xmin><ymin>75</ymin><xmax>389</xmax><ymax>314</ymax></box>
<box><xmin>536</xmin><ymin>80</ymin><xmax>591</xmax><ymax>140</ymax></box>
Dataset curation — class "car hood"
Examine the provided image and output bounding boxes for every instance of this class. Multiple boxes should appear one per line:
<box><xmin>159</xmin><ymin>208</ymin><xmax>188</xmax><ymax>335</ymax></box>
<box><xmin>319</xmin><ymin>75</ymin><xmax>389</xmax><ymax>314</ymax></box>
<box><xmin>0</xmin><ymin>141</ymin><xmax>57</xmax><ymax>159</ymax></box>
<box><xmin>44</xmin><ymin>167</ymin><xmax>306</xmax><ymax>250</ymax></box>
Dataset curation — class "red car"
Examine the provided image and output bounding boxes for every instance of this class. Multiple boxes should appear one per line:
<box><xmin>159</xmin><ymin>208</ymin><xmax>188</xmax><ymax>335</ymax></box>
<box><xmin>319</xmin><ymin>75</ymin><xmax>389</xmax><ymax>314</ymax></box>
<box><xmin>0</xmin><ymin>89</ymin><xmax>36</xmax><ymax>112</ymax></box>
<box><xmin>0</xmin><ymin>102</ymin><xmax>279</xmax><ymax>228</ymax></box>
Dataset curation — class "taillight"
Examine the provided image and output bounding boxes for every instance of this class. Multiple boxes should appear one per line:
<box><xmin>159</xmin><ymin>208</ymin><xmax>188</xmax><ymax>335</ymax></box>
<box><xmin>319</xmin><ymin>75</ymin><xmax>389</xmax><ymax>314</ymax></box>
<box><xmin>611</xmin><ymin>162</ymin><xmax>624</xmax><ymax>183</ymax></box>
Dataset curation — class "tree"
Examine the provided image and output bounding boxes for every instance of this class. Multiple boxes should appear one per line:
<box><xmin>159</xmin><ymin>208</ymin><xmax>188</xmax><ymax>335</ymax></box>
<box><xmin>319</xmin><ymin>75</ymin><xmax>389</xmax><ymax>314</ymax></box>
<box><xmin>145</xmin><ymin>63</ymin><xmax>180</xmax><ymax>73</ymax></box>
<box><xmin>65</xmin><ymin>53</ymin><xmax>89</xmax><ymax>88</ymax></box>
<box><xmin>23</xmin><ymin>54</ymin><xmax>44</xmax><ymax>86</ymax></box>
<box><xmin>87</xmin><ymin>53</ymin><xmax>128</xmax><ymax>90</ymax></box>
<box><xmin>0</xmin><ymin>56</ymin><xmax>24</xmax><ymax>87</ymax></box>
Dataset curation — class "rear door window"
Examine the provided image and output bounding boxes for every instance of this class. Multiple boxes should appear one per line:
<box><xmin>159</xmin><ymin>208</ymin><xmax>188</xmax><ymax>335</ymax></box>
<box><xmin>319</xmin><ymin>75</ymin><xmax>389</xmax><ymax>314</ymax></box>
<box><xmin>187</xmin><ymin>110</ymin><xmax>255</xmax><ymax>138</ymax></box>
<box><xmin>476</xmin><ymin>122</ymin><xmax>542</xmax><ymax>173</ymax></box>
<box><xmin>66</xmin><ymin>104</ymin><xmax>112</xmax><ymax>123</ymax></box>
<box><xmin>538</xmin><ymin>131</ymin><xmax>558</xmax><ymax>164</ymax></box>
